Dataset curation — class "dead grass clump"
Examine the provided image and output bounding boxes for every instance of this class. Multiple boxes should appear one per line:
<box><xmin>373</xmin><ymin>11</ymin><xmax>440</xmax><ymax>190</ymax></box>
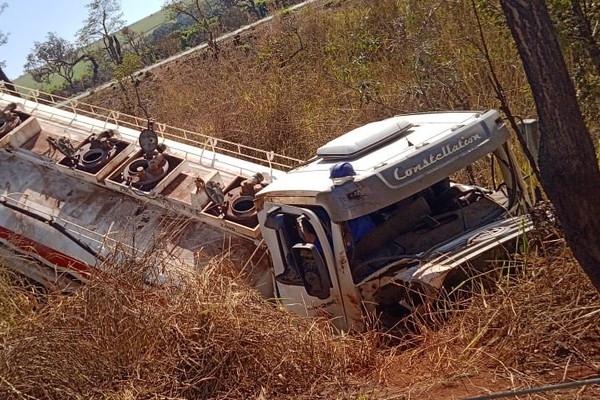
<box><xmin>0</xmin><ymin>256</ymin><xmax>376</xmax><ymax>399</ymax></box>
<box><xmin>387</xmin><ymin>240</ymin><xmax>600</xmax><ymax>393</ymax></box>
<box><xmin>464</xmin><ymin>251</ymin><xmax>600</xmax><ymax>374</ymax></box>
<box><xmin>0</xmin><ymin>260</ymin><xmax>41</xmax><ymax>335</ymax></box>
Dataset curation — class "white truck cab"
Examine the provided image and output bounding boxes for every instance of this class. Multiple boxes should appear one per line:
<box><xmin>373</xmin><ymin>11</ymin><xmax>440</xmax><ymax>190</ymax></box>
<box><xmin>257</xmin><ymin>110</ymin><xmax>532</xmax><ymax>331</ymax></box>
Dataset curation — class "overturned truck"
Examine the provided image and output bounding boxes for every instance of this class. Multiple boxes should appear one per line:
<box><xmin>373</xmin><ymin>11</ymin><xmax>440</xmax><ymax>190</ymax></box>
<box><xmin>0</xmin><ymin>85</ymin><xmax>533</xmax><ymax>331</ymax></box>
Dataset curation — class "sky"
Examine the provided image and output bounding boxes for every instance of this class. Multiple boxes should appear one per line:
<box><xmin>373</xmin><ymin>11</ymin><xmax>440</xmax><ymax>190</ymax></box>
<box><xmin>0</xmin><ymin>0</ymin><xmax>165</xmax><ymax>80</ymax></box>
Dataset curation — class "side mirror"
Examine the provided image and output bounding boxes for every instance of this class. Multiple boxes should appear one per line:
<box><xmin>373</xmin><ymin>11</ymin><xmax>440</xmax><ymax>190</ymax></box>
<box><xmin>291</xmin><ymin>243</ymin><xmax>332</xmax><ymax>300</ymax></box>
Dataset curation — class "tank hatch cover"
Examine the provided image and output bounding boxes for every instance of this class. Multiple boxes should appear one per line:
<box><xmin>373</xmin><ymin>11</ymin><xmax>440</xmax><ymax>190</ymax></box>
<box><xmin>317</xmin><ymin>118</ymin><xmax>413</xmax><ymax>160</ymax></box>
<box><xmin>139</xmin><ymin>129</ymin><xmax>159</xmax><ymax>154</ymax></box>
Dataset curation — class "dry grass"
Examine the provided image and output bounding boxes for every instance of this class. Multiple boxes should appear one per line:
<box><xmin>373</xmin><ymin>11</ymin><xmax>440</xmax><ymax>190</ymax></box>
<box><xmin>0</xmin><ymin>265</ymin><xmax>41</xmax><ymax>336</ymax></box>
<box><xmin>86</xmin><ymin>0</ymin><xmax>545</xmax><ymax>160</ymax></box>
<box><xmin>379</xmin><ymin>235</ymin><xmax>600</xmax><ymax>398</ymax></box>
<box><xmin>0</xmin><ymin>256</ymin><xmax>378</xmax><ymax>400</ymax></box>
<box><xmin>4</xmin><ymin>1</ymin><xmax>600</xmax><ymax>398</ymax></box>
<box><xmin>1</xmin><ymin>233</ymin><xmax>598</xmax><ymax>399</ymax></box>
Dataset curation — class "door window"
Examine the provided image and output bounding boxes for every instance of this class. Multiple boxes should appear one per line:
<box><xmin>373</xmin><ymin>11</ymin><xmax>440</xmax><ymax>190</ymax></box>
<box><xmin>264</xmin><ymin>206</ymin><xmax>333</xmax><ymax>299</ymax></box>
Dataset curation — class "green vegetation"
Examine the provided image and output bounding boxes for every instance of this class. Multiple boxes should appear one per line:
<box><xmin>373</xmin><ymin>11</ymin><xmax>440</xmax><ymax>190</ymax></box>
<box><xmin>13</xmin><ymin>3</ymin><xmax>179</xmax><ymax>90</ymax></box>
<box><xmin>14</xmin><ymin>6</ymin><xmax>173</xmax><ymax>90</ymax></box>
<box><xmin>124</xmin><ymin>8</ymin><xmax>170</xmax><ymax>36</ymax></box>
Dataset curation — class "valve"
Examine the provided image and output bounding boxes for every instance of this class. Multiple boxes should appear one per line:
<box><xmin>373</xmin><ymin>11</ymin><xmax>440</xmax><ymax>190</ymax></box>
<box><xmin>47</xmin><ymin>129</ymin><xmax>120</xmax><ymax>172</ymax></box>
<box><xmin>122</xmin><ymin>121</ymin><xmax>169</xmax><ymax>190</ymax></box>
<box><xmin>0</xmin><ymin>103</ymin><xmax>21</xmax><ymax>136</ymax></box>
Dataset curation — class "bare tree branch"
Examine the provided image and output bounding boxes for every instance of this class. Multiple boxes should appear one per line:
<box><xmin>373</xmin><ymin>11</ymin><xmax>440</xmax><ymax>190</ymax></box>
<box><xmin>78</xmin><ymin>0</ymin><xmax>125</xmax><ymax>65</ymax></box>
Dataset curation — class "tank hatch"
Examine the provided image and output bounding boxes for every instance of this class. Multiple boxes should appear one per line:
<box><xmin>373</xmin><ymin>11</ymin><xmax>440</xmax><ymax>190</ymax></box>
<box><xmin>49</xmin><ymin>130</ymin><xmax>128</xmax><ymax>172</ymax></box>
<box><xmin>0</xmin><ymin>103</ymin><xmax>22</xmax><ymax>139</ymax></box>
<box><xmin>106</xmin><ymin>121</ymin><xmax>186</xmax><ymax>194</ymax></box>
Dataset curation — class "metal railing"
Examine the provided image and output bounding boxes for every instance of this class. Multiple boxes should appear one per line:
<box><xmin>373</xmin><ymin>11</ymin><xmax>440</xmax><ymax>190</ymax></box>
<box><xmin>0</xmin><ymin>82</ymin><xmax>304</xmax><ymax>171</ymax></box>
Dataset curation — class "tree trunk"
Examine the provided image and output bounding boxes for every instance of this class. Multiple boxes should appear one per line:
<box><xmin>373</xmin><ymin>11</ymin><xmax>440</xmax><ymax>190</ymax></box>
<box><xmin>104</xmin><ymin>35</ymin><xmax>122</xmax><ymax>65</ymax></box>
<box><xmin>0</xmin><ymin>66</ymin><xmax>19</xmax><ymax>97</ymax></box>
<box><xmin>113</xmin><ymin>35</ymin><xmax>122</xmax><ymax>64</ymax></box>
<box><xmin>500</xmin><ymin>0</ymin><xmax>600</xmax><ymax>291</ymax></box>
<box><xmin>87</xmin><ymin>55</ymin><xmax>99</xmax><ymax>85</ymax></box>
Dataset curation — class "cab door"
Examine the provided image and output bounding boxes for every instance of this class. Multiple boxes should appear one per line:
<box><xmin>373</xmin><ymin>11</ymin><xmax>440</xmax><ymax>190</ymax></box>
<box><xmin>259</xmin><ymin>203</ymin><xmax>353</xmax><ymax>330</ymax></box>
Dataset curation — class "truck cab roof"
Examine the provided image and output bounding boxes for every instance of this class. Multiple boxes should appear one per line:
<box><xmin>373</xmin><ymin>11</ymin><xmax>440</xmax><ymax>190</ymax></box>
<box><xmin>259</xmin><ymin>110</ymin><xmax>509</xmax><ymax>222</ymax></box>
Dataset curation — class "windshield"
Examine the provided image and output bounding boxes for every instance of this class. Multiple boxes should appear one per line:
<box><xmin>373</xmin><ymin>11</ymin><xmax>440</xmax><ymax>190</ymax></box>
<box><xmin>341</xmin><ymin>148</ymin><xmax>524</xmax><ymax>283</ymax></box>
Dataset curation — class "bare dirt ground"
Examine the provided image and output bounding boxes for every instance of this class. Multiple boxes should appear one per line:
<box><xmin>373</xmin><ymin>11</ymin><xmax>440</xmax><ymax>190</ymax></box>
<box><xmin>377</xmin><ymin>354</ymin><xmax>600</xmax><ymax>399</ymax></box>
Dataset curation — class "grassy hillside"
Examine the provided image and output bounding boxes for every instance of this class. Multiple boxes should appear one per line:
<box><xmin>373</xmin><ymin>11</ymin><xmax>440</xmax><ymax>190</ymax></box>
<box><xmin>126</xmin><ymin>8</ymin><xmax>169</xmax><ymax>36</ymax></box>
<box><xmin>92</xmin><ymin>0</ymin><xmax>599</xmax><ymax>160</ymax></box>
<box><xmin>13</xmin><ymin>60</ymin><xmax>93</xmax><ymax>90</ymax></box>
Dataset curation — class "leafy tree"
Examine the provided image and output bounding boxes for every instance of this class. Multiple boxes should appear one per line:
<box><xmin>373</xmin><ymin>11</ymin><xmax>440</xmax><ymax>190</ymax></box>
<box><xmin>548</xmin><ymin>1</ymin><xmax>600</xmax><ymax>75</ymax></box>
<box><xmin>113</xmin><ymin>53</ymin><xmax>142</xmax><ymax>81</ymax></box>
<box><xmin>164</xmin><ymin>0</ymin><xmax>222</xmax><ymax>55</ymax></box>
<box><xmin>546</xmin><ymin>1</ymin><xmax>600</xmax><ymax>117</ymax></box>
<box><xmin>237</xmin><ymin>0</ymin><xmax>269</xmax><ymax>19</ymax></box>
<box><xmin>121</xmin><ymin>27</ymin><xmax>155</xmax><ymax>66</ymax></box>
<box><xmin>113</xmin><ymin>53</ymin><xmax>149</xmax><ymax>116</ymax></box>
<box><xmin>165</xmin><ymin>0</ymin><xmax>220</xmax><ymax>25</ymax></box>
<box><xmin>151</xmin><ymin>22</ymin><xmax>180</xmax><ymax>43</ymax></box>
<box><xmin>500</xmin><ymin>0</ymin><xmax>600</xmax><ymax>291</ymax></box>
<box><xmin>78</xmin><ymin>0</ymin><xmax>125</xmax><ymax>65</ymax></box>
<box><xmin>25</xmin><ymin>33</ymin><xmax>98</xmax><ymax>92</ymax></box>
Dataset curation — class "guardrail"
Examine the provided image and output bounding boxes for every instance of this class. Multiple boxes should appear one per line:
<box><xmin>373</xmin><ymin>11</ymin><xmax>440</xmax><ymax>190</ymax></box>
<box><xmin>0</xmin><ymin>82</ymin><xmax>304</xmax><ymax>171</ymax></box>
